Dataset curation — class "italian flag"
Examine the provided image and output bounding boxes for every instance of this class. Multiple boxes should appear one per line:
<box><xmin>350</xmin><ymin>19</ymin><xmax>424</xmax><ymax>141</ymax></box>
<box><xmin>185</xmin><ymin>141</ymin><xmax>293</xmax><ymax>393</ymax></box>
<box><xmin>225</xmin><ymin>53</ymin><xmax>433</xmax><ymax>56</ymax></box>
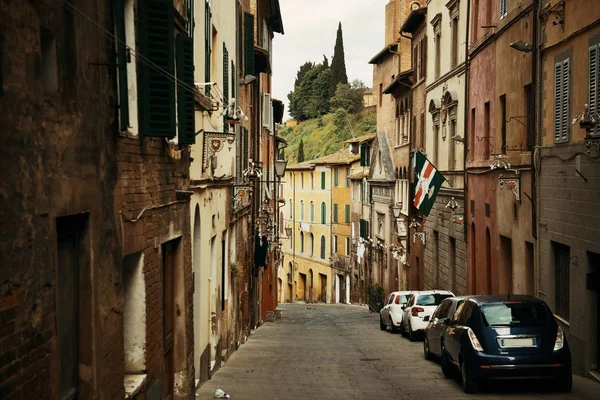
<box><xmin>413</xmin><ymin>151</ymin><xmax>445</xmax><ymax>216</ymax></box>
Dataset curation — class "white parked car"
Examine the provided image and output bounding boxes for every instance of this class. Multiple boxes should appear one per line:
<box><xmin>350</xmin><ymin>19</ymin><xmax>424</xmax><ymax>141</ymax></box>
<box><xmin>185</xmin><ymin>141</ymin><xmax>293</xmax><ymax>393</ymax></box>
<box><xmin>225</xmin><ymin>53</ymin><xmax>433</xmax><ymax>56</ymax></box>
<box><xmin>400</xmin><ymin>290</ymin><xmax>454</xmax><ymax>341</ymax></box>
<box><xmin>379</xmin><ymin>291</ymin><xmax>416</xmax><ymax>333</ymax></box>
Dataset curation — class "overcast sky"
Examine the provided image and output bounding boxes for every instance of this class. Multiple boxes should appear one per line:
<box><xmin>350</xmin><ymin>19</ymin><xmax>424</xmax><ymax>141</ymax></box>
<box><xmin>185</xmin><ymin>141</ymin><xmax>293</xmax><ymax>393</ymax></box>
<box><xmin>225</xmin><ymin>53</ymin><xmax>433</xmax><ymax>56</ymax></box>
<box><xmin>272</xmin><ymin>0</ymin><xmax>389</xmax><ymax>120</ymax></box>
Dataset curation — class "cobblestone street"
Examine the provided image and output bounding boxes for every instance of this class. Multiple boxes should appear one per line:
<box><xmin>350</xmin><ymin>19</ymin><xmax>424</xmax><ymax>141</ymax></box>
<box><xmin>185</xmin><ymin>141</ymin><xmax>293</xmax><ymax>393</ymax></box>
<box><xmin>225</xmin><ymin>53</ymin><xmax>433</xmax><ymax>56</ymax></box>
<box><xmin>196</xmin><ymin>304</ymin><xmax>599</xmax><ymax>400</ymax></box>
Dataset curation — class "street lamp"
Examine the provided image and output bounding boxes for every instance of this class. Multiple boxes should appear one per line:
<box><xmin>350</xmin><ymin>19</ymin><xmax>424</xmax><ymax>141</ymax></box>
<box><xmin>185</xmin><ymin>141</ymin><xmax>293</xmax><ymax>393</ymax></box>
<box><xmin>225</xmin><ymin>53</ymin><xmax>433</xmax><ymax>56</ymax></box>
<box><xmin>285</xmin><ymin>226</ymin><xmax>292</xmax><ymax>238</ymax></box>
<box><xmin>392</xmin><ymin>203</ymin><xmax>402</xmax><ymax>219</ymax></box>
<box><xmin>274</xmin><ymin>159</ymin><xmax>288</xmax><ymax>179</ymax></box>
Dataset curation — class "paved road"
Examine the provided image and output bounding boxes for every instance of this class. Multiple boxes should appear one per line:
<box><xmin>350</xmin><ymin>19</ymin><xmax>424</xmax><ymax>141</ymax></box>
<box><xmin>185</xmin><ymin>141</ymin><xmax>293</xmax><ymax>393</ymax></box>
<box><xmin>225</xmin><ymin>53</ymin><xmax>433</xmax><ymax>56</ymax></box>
<box><xmin>196</xmin><ymin>303</ymin><xmax>599</xmax><ymax>400</ymax></box>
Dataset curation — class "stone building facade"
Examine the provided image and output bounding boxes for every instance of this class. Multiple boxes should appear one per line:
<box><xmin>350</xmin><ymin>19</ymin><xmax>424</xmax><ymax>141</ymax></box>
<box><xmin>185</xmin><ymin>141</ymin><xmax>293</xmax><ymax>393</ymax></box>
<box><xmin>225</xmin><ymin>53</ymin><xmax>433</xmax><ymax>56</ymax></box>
<box><xmin>537</xmin><ymin>0</ymin><xmax>600</xmax><ymax>377</ymax></box>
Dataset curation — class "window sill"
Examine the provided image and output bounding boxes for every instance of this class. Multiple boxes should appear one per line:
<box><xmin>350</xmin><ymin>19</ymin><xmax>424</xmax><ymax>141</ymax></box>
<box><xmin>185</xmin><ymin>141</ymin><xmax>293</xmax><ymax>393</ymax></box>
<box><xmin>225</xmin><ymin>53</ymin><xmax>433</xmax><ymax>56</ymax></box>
<box><xmin>554</xmin><ymin>314</ymin><xmax>570</xmax><ymax>327</ymax></box>
<box><xmin>124</xmin><ymin>374</ymin><xmax>147</xmax><ymax>399</ymax></box>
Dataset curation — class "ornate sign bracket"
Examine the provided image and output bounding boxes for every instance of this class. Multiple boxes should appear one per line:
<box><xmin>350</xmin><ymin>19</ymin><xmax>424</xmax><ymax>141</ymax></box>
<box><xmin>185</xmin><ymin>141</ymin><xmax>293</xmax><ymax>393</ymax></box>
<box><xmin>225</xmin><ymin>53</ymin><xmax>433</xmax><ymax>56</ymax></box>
<box><xmin>499</xmin><ymin>176</ymin><xmax>520</xmax><ymax>203</ymax></box>
<box><xmin>202</xmin><ymin>131</ymin><xmax>236</xmax><ymax>170</ymax></box>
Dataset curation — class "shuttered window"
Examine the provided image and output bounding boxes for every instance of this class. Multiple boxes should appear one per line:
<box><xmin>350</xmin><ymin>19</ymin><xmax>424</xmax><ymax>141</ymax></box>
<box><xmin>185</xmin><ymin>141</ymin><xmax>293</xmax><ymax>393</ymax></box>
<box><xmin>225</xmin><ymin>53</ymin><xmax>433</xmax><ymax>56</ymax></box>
<box><xmin>360</xmin><ymin>144</ymin><xmax>370</xmax><ymax>166</ymax></box>
<box><xmin>310</xmin><ymin>202</ymin><xmax>314</xmax><ymax>222</ymax></box>
<box><xmin>321</xmin><ymin>202</ymin><xmax>326</xmax><ymax>224</ymax></box>
<box><xmin>500</xmin><ymin>0</ymin><xmax>508</xmax><ymax>19</ymax></box>
<box><xmin>333</xmin><ymin>204</ymin><xmax>338</xmax><ymax>223</ymax></box>
<box><xmin>334</xmin><ymin>168</ymin><xmax>339</xmax><ymax>186</ymax></box>
<box><xmin>205</xmin><ymin>1</ymin><xmax>211</xmax><ymax>97</ymax></box>
<box><xmin>138</xmin><ymin>0</ymin><xmax>175</xmax><ymax>138</ymax></box>
<box><xmin>345</xmin><ymin>205</ymin><xmax>350</xmax><ymax>223</ymax></box>
<box><xmin>321</xmin><ymin>171</ymin><xmax>326</xmax><ymax>189</ymax></box>
<box><xmin>115</xmin><ymin>0</ymin><xmax>129</xmax><ymax>130</ymax></box>
<box><xmin>554</xmin><ymin>58</ymin><xmax>570</xmax><ymax>143</ymax></box>
<box><xmin>244</xmin><ymin>12</ymin><xmax>255</xmax><ymax>76</ymax></box>
<box><xmin>359</xmin><ymin>219</ymin><xmax>369</xmax><ymax>239</ymax></box>
<box><xmin>223</xmin><ymin>43</ymin><xmax>229</xmax><ymax>133</ymax></box>
<box><xmin>176</xmin><ymin>35</ymin><xmax>195</xmax><ymax>144</ymax></box>
<box><xmin>320</xmin><ymin>236</ymin><xmax>326</xmax><ymax>259</ymax></box>
<box><xmin>589</xmin><ymin>44</ymin><xmax>599</xmax><ymax>136</ymax></box>
<box><xmin>553</xmin><ymin>242</ymin><xmax>570</xmax><ymax>321</ymax></box>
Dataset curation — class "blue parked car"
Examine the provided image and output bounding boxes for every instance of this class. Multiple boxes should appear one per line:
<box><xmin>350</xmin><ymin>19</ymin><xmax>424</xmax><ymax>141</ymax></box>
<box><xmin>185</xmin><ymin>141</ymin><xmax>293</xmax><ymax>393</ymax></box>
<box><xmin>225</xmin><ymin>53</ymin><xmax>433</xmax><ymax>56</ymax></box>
<box><xmin>439</xmin><ymin>295</ymin><xmax>572</xmax><ymax>394</ymax></box>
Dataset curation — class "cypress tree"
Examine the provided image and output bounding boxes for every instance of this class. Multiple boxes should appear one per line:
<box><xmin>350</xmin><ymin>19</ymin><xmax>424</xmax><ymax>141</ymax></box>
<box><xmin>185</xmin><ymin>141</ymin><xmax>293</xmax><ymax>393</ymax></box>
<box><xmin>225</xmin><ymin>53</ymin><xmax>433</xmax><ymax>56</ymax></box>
<box><xmin>297</xmin><ymin>138</ymin><xmax>305</xmax><ymax>162</ymax></box>
<box><xmin>329</xmin><ymin>22</ymin><xmax>348</xmax><ymax>97</ymax></box>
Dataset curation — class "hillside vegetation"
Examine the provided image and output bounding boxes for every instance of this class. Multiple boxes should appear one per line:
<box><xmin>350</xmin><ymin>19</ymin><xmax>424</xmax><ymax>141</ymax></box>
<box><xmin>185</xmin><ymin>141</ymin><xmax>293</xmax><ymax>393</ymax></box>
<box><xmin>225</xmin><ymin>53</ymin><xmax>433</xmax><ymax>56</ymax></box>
<box><xmin>278</xmin><ymin>111</ymin><xmax>376</xmax><ymax>164</ymax></box>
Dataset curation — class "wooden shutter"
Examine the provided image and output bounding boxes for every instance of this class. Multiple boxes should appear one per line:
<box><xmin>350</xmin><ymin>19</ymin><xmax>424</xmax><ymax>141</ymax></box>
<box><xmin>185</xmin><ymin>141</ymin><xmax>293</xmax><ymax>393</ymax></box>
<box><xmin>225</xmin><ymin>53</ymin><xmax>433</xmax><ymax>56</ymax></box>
<box><xmin>223</xmin><ymin>43</ymin><xmax>229</xmax><ymax>133</ymax></box>
<box><xmin>205</xmin><ymin>1</ymin><xmax>211</xmax><ymax>97</ymax></box>
<box><xmin>321</xmin><ymin>202</ymin><xmax>326</xmax><ymax>223</ymax></box>
<box><xmin>176</xmin><ymin>35</ymin><xmax>195</xmax><ymax>144</ymax></box>
<box><xmin>561</xmin><ymin>59</ymin><xmax>570</xmax><ymax>142</ymax></box>
<box><xmin>115</xmin><ymin>0</ymin><xmax>129</xmax><ymax>130</ymax></box>
<box><xmin>138</xmin><ymin>0</ymin><xmax>175</xmax><ymax>138</ymax></box>
<box><xmin>333</xmin><ymin>204</ymin><xmax>338</xmax><ymax>223</ymax></box>
<box><xmin>554</xmin><ymin>61</ymin><xmax>563</xmax><ymax>142</ymax></box>
<box><xmin>321</xmin><ymin>172</ymin><xmax>325</xmax><ymax>189</ymax></box>
<box><xmin>589</xmin><ymin>45</ymin><xmax>599</xmax><ymax>135</ymax></box>
<box><xmin>244</xmin><ymin>12</ymin><xmax>255</xmax><ymax>76</ymax></box>
<box><xmin>262</xmin><ymin>93</ymin><xmax>271</xmax><ymax>129</ymax></box>
<box><xmin>360</xmin><ymin>146</ymin><xmax>365</xmax><ymax>166</ymax></box>
<box><xmin>334</xmin><ymin>168</ymin><xmax>338</xmax><ymax>186</ymax></box>
<box><xmin>345</xmin><ymin>205</ymin><xmax>350</xmax><ymax>223</ymax></box>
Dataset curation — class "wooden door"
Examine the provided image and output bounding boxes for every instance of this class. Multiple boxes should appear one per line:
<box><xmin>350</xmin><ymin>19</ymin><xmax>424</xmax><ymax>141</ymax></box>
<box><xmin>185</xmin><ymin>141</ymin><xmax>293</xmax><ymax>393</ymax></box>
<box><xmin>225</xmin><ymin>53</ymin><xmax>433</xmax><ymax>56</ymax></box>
<box><xmin>163</xmin><ymin>242</ymin><xmax>175</xmax><ymax>399</ymax></box>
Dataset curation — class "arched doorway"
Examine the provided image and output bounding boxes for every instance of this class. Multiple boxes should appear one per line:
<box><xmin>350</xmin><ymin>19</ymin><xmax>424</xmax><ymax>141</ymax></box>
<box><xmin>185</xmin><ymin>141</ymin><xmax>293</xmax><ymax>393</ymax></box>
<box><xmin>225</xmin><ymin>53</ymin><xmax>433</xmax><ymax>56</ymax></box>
<box><xmin>308</xmin><ymin>269</ymin><xmax>314</xmax><ymax>303</ymax></box>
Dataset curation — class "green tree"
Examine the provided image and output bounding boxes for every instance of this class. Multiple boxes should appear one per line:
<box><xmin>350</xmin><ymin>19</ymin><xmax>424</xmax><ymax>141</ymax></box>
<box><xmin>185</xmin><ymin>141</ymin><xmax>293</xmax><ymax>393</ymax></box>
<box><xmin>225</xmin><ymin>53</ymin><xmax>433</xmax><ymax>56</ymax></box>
<box><xmin>329</xmin><ymin>22</ymin><xmax>348</xmax><ymax>98</ymax></box>
<box><xmin>289</xmin><ymin>61</ymin><xmax>331</xmax><ymax>120</ymax></box>
<box><xmin>330</xmin><ymin>79</ymin><xmax>366</xmax><ymax>115</ymax></box>
<box><xmin>297</xmin><ymin>138</ymin><xmax>305</xmax><ymax>162</ymax></box>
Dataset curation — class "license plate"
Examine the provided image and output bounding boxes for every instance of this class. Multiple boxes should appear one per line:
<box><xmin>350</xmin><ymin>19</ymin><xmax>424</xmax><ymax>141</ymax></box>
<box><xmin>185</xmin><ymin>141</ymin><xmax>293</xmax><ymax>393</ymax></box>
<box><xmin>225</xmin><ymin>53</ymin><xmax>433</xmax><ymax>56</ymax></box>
<box><xmin>499</xmin><ymin>337</ymin><xmax>537</xmax><ymax>348</ymax></box>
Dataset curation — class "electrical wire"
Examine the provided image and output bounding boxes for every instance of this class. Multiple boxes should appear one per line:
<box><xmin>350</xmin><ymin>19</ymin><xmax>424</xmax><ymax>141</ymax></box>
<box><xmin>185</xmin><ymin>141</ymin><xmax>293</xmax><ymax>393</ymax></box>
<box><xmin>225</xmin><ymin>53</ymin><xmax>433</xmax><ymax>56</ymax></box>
<box><xmin>60</xmin><ymin>0</ymin><xmax>200</xmax><ymax>98</ymax></box>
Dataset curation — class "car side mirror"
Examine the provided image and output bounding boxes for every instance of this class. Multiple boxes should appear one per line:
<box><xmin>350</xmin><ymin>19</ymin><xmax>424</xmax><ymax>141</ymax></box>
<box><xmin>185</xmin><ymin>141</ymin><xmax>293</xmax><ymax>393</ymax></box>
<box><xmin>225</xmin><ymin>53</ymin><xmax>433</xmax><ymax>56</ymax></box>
<box><xmin>443</xmin><ymin>318</ymin><xmax>452</xmax><ymax>326</ymax></box>
<box><xmin>423</xmin><ymin>316</ymin><xmax>430</xmax><ymax>322</ymax></box>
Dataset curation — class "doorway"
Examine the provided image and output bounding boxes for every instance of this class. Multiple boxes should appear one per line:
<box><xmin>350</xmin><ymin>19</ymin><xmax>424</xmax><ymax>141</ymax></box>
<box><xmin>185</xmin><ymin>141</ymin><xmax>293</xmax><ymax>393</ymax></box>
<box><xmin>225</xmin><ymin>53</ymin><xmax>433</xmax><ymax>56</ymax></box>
<box><xmin>298</xmin><ymin>273</ymin><xmax>307</xmax><ymax>302</ymax></box>
<box><xmin>320</xmin><ymin>273</ymin><xmax>327</xmax><ymax>303</ymax></box>
<box><xmin>337</xmin><ymin>274</ymin><xmax>346</xmax><ymax>303</ymax></box>
<box><xmin>162</xmin><ymin>241</ymin><xmax>176</xmax><ymax>399</ymax></box>
<box><xmin>589</xmin><ymin>252</ymin><xmax>600</xmax><ymax>373</ymax></box>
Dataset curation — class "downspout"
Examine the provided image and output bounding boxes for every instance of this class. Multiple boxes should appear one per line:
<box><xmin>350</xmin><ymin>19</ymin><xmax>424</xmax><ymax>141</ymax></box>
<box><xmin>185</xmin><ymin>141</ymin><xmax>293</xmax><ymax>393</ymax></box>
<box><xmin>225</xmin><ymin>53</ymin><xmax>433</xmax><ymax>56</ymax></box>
<box><xmin>533</xmin><ymin>0</ymin><xmax>542</xmax><ymax>298</ymax></box>
<box><xmin>463</xmin><ymin>0</ymin><xmax>471</xmax><ymax>249</ymax></box>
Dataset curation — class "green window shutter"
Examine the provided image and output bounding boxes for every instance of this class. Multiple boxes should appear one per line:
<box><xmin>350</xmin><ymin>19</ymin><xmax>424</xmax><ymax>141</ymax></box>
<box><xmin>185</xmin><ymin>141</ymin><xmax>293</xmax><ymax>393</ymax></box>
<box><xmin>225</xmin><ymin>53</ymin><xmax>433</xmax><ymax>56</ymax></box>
<box><xmin>176</xmin><ymin>35</ymin><xmax>195</xmax><ymax>145</ymax></box>
<box><xmin>360</xmin><ymin>146</ymin><xmax>365</xmax><ymax>166</ymax></box>
<box><xmin>138</xmin><ymin>0</ymin><xmax>175</xmax><ymax>138</ymax></box>
<box><xmin>205</xmin><ymin>1</ymin><xmax>211</xmax><ymax>97</ymax></box>
<box><xmin>333</xmin><ymin>204</ymin><xmax>338</xmax><ymax>223</ymax></box>
<box><xmin>115</xmin><ymin>0</ymin><xmax>129</xmax><ymax>130</ymax></box>
<box><xmin>345</xmin><ymin>205</ymin><xmax>350</xmax><ymax>223</ymax></box>
<box><xmin>334</xmin><ymin>169</ymin><xmax>338</xmax><ymax>186</ymax></box>
<box><xmin>223</xmin><ymin>43</ymin><xmax>229</xmax><ymax>133</ymax></box>
<box><xmin>346</xmin><ymin>168</ymin><xmax>350</xmax><ymax>187</ymax></box>
<box><xmin>321</xmin><ymin>171</ymin><xmax>325</xmax><ymax>189</ymax></box>
<box><xmin>359</xmin><ymin>219</ymin><xmax>365</xmax><ymax>238</ymax></box>
<box><xmin>321</xmin><ymin>202</ymin><xmax>326</xmax><ymax>224</ymax></box>
<box><xmin>310</xmin><ymin>203</ymin><xmax>314</xmax><ymax>221</ymax></box>
<box><xmin>244</xmin><ymin>12</ymin><xmax>255</xmax><ymax>77</ymax></box>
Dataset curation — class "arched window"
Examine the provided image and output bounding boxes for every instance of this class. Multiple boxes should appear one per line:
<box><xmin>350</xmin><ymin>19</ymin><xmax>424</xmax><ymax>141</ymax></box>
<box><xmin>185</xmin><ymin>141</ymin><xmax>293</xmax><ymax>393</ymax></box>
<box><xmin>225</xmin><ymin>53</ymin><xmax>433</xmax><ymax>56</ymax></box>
<box><xmin>300</xmin><ymin>200</ymin><xmax>304</xmax><ymax>220</ymax></box>
<box><xmin>310</xmin><ymin>201</ymin><xmax>315</xmax><ymax>222</ymax></box>
<box><xmin>289</xmin><ymin>199</ymin><xmax>292</xmax><ymax>218</ymax></box>
<box><xmin>309</xmin><ymin>233</ymin><xmax>314</xmax><ymax>255</ymax></box>
<box><xmin>320</xmin><ymin>235</ymin><xmax>326</xmax><ymax>259</ymax></box>
<box><xmin>321</xmin><ymin>202</ymin><xmax>326</xmax><ymax>224</ymax></box>
<box><xmin>300</xmin><ymin>231</ymin><xmax>304</xmax><ymax>253</ymax></box>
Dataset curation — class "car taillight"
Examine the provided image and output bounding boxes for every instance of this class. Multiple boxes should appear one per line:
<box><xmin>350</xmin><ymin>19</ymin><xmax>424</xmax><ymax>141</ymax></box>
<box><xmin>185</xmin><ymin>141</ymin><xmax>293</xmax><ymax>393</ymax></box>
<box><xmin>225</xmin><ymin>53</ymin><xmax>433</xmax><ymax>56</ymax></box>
<box><xmin>467</xmin><ymin>329</ymin><xmax>484</xmax><ymax>352</ymax></box>
<box><xmin>395</xmin><ymin>296</ymin><xmax>400</xmax><ymax>305</ymax></box>
<box><xmin>411</xmin><ymin>307</ymin><xmax>424</xmax><ymax>316</ymax></box>
<box><xmin>554</xmin><ymin>326</ymin><xmax>564</xmax><ymax>351</ymax></box>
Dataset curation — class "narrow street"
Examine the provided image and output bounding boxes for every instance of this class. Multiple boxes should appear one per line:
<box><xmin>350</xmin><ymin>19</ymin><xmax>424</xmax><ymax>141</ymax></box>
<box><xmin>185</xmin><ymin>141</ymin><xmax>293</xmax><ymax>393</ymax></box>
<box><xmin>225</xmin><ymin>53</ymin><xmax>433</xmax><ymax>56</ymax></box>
<box><xmin>196</xmin><ymin>304</ymin><xmax>599</xmax><ymax>400</ymax></box>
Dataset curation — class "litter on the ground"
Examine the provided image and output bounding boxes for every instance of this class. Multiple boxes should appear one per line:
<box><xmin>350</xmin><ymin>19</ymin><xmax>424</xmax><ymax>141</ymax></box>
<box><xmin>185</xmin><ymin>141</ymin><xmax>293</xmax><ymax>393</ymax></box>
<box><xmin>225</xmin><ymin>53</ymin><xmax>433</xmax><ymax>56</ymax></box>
<box><xmin>214</xmin><ymin>388</ymin><xmax>230</xmax><ymax>398</ymax></box>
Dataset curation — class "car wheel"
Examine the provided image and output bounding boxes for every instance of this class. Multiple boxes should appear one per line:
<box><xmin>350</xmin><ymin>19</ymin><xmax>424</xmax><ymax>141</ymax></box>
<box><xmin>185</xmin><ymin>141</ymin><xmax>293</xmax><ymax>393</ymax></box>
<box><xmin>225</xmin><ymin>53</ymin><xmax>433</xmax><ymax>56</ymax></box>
<box><xmin>400</xmin><ymin>320</ymin><xmax>408</xmax><ymax>337</ymax></box>
<box><xmin>440</xmin><ymin>343</ymin><xmax>452</xmax><ymax>378</ymax></box>
<box><xmin>390</xmin><ymin>317</ymin><xmax>398</xmax><ymax>334</ymax></box>
<box><xmin>408</xmin><ymin>322</ymin><xmax>418</xmax><ymax>342</ymax></box>
<box><xmin>423</xmin><ymin>336</ymin><xmax>433</xmax><ymax>360</ymax></box>
<box><xmin>461</xmin><ymin>361</ymin><xmax>478</xmax><ymax>394</ymax></box>
<box><xmin>379</xmin><ymin>315</ymin><xmax>386</xmax><ymax>331</ymax></box>
<box><xmin>557</xmin><ymin>374</ymin><xmax>572</xmax><ymax>393</ymax></box>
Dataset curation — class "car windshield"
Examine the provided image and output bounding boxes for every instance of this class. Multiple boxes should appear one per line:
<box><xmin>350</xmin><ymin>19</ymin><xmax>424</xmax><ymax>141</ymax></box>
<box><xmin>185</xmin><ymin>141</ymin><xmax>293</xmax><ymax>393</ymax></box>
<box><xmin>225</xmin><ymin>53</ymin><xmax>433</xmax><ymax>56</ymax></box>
<box><xmin>399</xmin><ymin>295</ymin><xmax>408</xmax><ymax>304</ymax></box>
<box><xmin>416</xmin><ymin>293</ymin><xmax>453</xmax><ymax>306</ymax></box>
<box><xmin>480</xmin><ymin>302</ymin><xmax>548</xmax><ymax>327</ymax></box>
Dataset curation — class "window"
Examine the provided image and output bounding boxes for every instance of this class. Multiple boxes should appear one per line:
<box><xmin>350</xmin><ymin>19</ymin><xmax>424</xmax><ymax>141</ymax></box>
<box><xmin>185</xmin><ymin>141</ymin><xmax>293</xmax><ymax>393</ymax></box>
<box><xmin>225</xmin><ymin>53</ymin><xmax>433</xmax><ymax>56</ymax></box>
<box><xmin>554</xmin><ymin>242</ymin><xmax>570</xmax><ymax>321</ymax></box>
<box><xmin>588</xmin><ymin>42</ymin><xmax>599</xmax><ymax>136</ymax></box>
<box><xmin>470</xmin><ymin>108</ymin><xmax>476</xmax><ymax>161</ymax></box>
<box><xmin>300</xmin><ymin>232</ymin><xmax>304</xmax><ymax>253</ymax></box>
<box><xmin>416</xmin><ymin>293</ymin><xmax>453</xmax><ymax>306</ymax></box>
<box><xmin>525</xmin><ymin>84</ymin><xmax>535</xmax><ymax>149</ymax></box>
<box><xmin>431</xmin><ymin>14</ymin><xmax>442</xmax><ymax>80</ymax></box>
<box><xmin>40</xmin><ymin>28</ymin><xmax>58</xmax><ymax>93</ymax></box>
<box><xmin>321</xmin><ymin>171</ymin><xmax>326</xmax><ymax>189</ymax></box>
<box><xmin>320</xmin><ymin>235</ymin><xmax>326</xmax><ymax>259</ymax></box>
<box><xmin>379</xmin><ymin>83</ymin><xmax>383</xmax><ymax>106</ymax></box>
<box><xmin>205</xmin><ymin>2</ymin><xmax>212</xmax><ymax>96</ymax></box>
<box><xmin>500</xmin><ymin>94</ymin><xmax>507</xmax><ymax>154</ymax></box>
<box><xmin>311</xmin><ymin>172</ymin><xmax>314</xmax><ymax>189</ymax></box>
<box><xmin>359</xmin><ymin>219</ymin><xmax>369</xmax><ymax>239</ymax></box>
<box><xmin>554</xmin><ymin>57</ymin><xmax>570</xmax><ymax>143</ymax></box>
<box><xmin>300</xmin><ymin>200</ymin><xmax>304</xmax><ymax>220</ymax></box>
<box><xmin>334</xmin><ymin>235</ymin><xmax>338</xmax><ymax>253</ymax></box>
<box><xmin>334</xmin><ymin>168</ymin><xmax>339</xmax><ymax>186</ymax></box>
<box><xmin>500</xmin><ymin>0</ymin><xmax>508</xmax><ymax>20</ymax></box>
<box><xmin>451</xmin><ymin>16</ymin><xmax>458</xmax><ymax>68</ymax></box>
<box><xmin>345</xmin><ymin>237</ymin><xmax>350</xmax><ymax>256</ymax></box>
<box><xmin>448</xmin><ymin>117</ymin><xmax>456</xmax><ymax>170</ymax></box>
<box><xmin>433</xmin><ymin>116</ymin><xmax>440</xmax><ymax>165</ymax></box>
<box><xmin>177</xmin><ymin>35</ymin><xmax>195</xmax><ymax>144</ymax></box>
<box><xmin>244</xmin><ymin>11</ymin><xmax>254</xmax><ymax>76</ymax></box>
<box><xmin>309</xmin><ymin>233</ymin><xmax>314</xmax><ymax>255</ymax></box>
<box><xmin>262</xmin><ymin>92</ymin><xmax>272</xmax><ymax>130</ymax></box>
<box><xmin>321</xmin><ymin>202</ymin><xmax>326</xmax><ymax>224</ymax></box>
<box><xmin>345</xmin><ymin>204</ymin><xmax>350</xmax><ymax>223</ymax></box>
<box><xmin>139</xmin><ymin>1</ymin><xmax>175</xmax><ymax>138</ymax></box>
<box><xmin>301</xmin><ymin>173</ymin><xmax>304</xmax><ymax>189</ymax></box>
<box><xmin>484</xmin><ymin>101</ymin><xmax>491</xmax><ymax>159</ymax></box>
<box><xmin>481</xmin><ymin>302</ymin><xmax>548</xmax><ymax>327</ymax></box>
<box><xmin>420</xmin><ymin>38</ymin><xmax>427</xmax><ymax>79</ymax></box>
<box><xmin>333</xmin><ymin>204</ymin><xmax>338</xmax><ymax>223</ymax></box>
<box><xmin>310</xmin><ymin>201</ymin><xmax>314</xmax><ymax>222</ymax></box>
<box><xmin>222</xmin><ymin>44</ymin><xmax>230</xmax><ymax>133</ymax></box>
<box><xmin>360</xmin><ymin>144</ymin><xmax>371</xmax><ymax>166</ymax></box>
<box><xmin>472</xmin><ymin>0</ymin><xmax>479</xmax><ymax>42</ymax></box>
<box><xmin>289</xmin><ymin>199</ymin><xmax>292</xmax><ymax>218</ymax></box>
<box><xmin>346</xmin><ymin>168</ymin><xmax>350</xmax><ymax>187</ymax></box>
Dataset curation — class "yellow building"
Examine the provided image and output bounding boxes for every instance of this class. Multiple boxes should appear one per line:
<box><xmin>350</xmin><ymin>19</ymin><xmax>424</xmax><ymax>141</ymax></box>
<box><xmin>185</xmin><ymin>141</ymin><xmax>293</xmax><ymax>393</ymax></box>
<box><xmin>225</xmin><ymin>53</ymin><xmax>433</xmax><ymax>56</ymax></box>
<box><xmin>280</xmin><ymin>149</ymin><xmax>360</xmax><ymax>303</ymax></box>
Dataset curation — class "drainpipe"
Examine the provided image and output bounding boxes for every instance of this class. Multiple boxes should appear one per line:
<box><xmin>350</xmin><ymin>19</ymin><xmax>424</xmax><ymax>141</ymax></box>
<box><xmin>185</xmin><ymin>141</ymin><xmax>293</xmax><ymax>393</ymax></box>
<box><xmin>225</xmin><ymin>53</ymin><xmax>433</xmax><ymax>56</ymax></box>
<box><xmin>533</xmin><ymin>0</ymin><xmax>542</xmax><ymax>298</ymax></box>
<box><xmin>463</xmin><ymin>0</ymin><xmax>471</xmax><ymax>250</ymax></box>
